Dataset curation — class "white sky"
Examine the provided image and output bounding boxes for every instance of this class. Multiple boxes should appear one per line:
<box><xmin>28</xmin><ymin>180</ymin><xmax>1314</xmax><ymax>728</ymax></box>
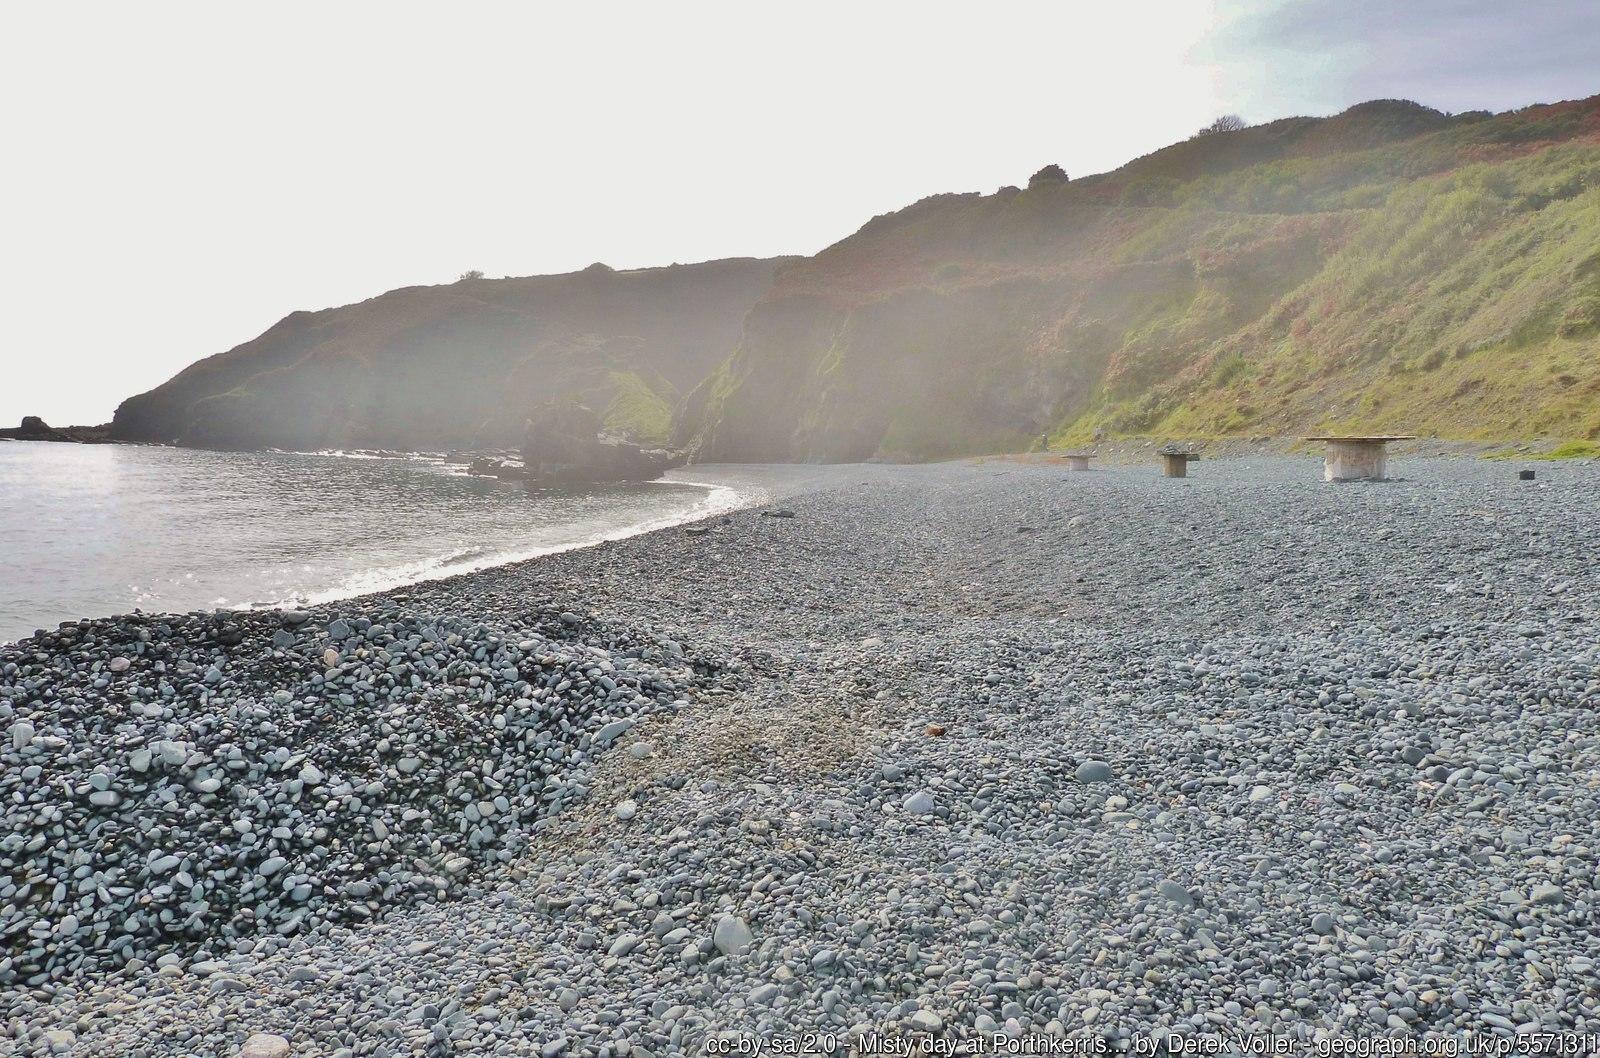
<box><xmin>3</xmin><ymin>0</ymin><xmax>1595</xmax><ymax>426</ymax></box>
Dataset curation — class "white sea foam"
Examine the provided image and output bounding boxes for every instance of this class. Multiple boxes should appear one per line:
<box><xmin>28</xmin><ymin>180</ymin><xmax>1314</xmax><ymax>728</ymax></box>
<box><xmin>266</xmin><ymin>478</ymin><xmax>760</xmax><ymax>610</ymax></box>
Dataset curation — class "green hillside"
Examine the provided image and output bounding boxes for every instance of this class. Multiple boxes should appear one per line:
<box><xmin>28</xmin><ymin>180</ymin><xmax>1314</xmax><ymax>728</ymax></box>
<box><xmin>683</xmin><ymin>96</ymin><xmax>1600</xmax><ymax>461</ymax></box>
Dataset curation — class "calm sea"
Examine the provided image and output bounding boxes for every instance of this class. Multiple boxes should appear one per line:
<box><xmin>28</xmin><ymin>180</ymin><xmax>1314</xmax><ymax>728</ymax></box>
<box><xmin>0</xmin><ymin>442</ymin><xmax>741</xmax><ymax>645</ymax></box>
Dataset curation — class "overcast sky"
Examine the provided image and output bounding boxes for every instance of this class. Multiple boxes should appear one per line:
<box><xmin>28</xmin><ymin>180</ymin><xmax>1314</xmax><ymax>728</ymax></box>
<box><xmin>3</xmin><ymin>0</ymin><xmax>1596</xmax><ymax>426</ymax></box>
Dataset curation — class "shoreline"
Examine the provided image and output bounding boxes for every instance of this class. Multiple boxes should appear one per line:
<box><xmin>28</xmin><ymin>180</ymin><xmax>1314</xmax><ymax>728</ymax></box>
<box><xmin>0</xmin><ymin>452</ymin><xmax>796</xmax><ymax>650</ymax></box>
<box><xmin>289</xmin><ymin>471</ymin><xmax>758</xmax><ymax>613</ymax></box>
<box><xmin>5</xmin><ymin>456</ymin><xmax>1600</xmax><ymax>1049</ymax></box>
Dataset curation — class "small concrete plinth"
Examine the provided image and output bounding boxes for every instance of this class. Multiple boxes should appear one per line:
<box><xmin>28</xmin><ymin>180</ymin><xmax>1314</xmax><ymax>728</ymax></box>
<box><xmin>1160</xmin><ymin>452</ymin><xmax>1198</xmax><ymax>478</ymax></box>
<box><xmin>1062</xmin><ymin>453</ymin><xmax>1092</xmax><ymax>471</ymax></box>
<box><xmin>1305</xmin><ymin>435</ymin><xmax>1415</xmax><ymax>482</ymax></box>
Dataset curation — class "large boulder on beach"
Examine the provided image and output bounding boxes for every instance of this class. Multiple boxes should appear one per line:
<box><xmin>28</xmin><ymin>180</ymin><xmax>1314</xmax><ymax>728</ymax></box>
<box><xmin>522</xmin><ymin>398</ymin><xmax>683</xmax><ymax>484</ymax></box>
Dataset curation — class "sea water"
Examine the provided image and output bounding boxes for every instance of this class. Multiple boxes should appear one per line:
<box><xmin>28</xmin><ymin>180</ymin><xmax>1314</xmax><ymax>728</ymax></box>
<box><xmin>0</xmin><ymin>441</ymin><xmax>740</xmax><ymax>644</ymax></box>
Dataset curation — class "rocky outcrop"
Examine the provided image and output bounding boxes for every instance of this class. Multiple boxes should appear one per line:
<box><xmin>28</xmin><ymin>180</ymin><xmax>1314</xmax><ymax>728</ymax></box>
<box><xmin>522</xmin><ymin>399</ymin><xmax>681</xmax><ymax>484</ymax></box>
<box><xmin>0</xmin><ymin>416</ymin><xmax>114</xmax><ymax>443</ymax></box>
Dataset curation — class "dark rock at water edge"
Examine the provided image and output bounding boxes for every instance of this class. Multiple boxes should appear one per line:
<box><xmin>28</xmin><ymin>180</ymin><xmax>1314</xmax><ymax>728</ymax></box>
<box><xmin>466</xmin><ymin>452</ymin><xmax>532</xmax><ymax>480</ymax></box>
<box><xmin>522</xmin><ymin>399</ymin><xmax>683</xmax><ymax>485</ymax></box>
<box><xmin>0</xmin><ymin>415</ymin><xmax>115</xmax><ymax>444</ymax></box>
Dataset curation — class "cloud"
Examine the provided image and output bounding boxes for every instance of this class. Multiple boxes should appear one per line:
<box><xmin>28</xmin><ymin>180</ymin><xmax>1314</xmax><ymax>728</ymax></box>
<box><xmin>1204</xmin><ymin>0</ymin><xmax>1600</xmax><ymax>119</ymax></box>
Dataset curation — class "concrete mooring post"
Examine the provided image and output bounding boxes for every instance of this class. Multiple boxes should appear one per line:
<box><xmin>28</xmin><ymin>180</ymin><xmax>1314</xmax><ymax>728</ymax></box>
<box><xmin>1062</xmin><ymin>452</ymin><xmax>1092</xmax><ymax>471</ymax></box>
<box><xmin>1305</xmin><ymin>436</ymin><xmax>1415</xmax><ymax>482</ymax></box>
<box><xmin>1160</xmin><ymin>451</ymin><xmax>1198</xmax><ymax>478</ymax></box>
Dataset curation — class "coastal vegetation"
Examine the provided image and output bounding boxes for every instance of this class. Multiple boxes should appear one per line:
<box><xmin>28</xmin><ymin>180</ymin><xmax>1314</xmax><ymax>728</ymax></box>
<box><xmin>1520</xmin><ymin>439</ymin><xmax>1600</xmax><ymax>460</ymax></box>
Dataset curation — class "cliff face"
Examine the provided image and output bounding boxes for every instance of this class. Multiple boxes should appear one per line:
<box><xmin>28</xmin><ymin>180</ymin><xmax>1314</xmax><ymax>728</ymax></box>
<box><xmin>114</xmin><ymin>96</ymin><xmax>1600</xmax><ymax>461</ymax></box>
<box><xmin>683</xmin><ymin>97</ymin><xmax>1600</xmax><ymax>461</ymax></box>
<box><xmin>112</xmin><ymin>258</ymin><xmax>792</xmax><ymax>450</ymax></box>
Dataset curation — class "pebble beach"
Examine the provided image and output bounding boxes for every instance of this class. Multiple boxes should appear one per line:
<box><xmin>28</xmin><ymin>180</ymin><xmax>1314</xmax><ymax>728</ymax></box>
<box><xmin>4</xmin><ymin>455</ymin><xmax>1599</xmax><ymax>1055</ymax></box>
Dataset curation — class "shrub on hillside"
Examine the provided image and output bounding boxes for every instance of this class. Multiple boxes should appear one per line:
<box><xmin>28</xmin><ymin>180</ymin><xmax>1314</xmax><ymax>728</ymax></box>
<box><xmin>1193</xmin><ymin>114</ymin><xmax>1248</xmax><ymax>138</ymax></box>
<box><xmin>1028</xmin><ymin>164</ymin><xmax>1070</xmax><ymax>189</ymax></box>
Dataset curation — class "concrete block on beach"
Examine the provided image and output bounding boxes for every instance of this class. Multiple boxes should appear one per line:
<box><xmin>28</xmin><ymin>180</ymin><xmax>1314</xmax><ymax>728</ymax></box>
<box><xmin>1159</xmin><ymin>449</ymin><xmax>1200</xmax><ymax>478</ymax></box>
<box><xmin>1307</xmin><ymin>434</ymin><xmax>1415</xmax><ymax>481</ymax></box>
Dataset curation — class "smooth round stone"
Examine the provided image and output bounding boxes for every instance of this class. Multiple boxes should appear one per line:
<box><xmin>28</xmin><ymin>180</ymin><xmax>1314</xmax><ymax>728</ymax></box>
<box><xmin>238</xmin><ymin>1034</ymin><xmax>291</xmax><ymax>1058</ymax></box>
<box><xmin>1075</xmin><ymin>760</ymin><xmax>1114</xmax><ymax>783</ymax></box>
<box><xmin>713</xmin><ymin>915</ymin><xmax>753</xmax><ymax>956</ymax></box>
<box><xmin>11</xmin><ymin>720</ymin><xmax>35</xmax><ymax>750</ymax></box>
<box><xmin>1156</xmin><ymin>880</ymin><xmax>1193</xmax><ymax>907</ymax></box>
